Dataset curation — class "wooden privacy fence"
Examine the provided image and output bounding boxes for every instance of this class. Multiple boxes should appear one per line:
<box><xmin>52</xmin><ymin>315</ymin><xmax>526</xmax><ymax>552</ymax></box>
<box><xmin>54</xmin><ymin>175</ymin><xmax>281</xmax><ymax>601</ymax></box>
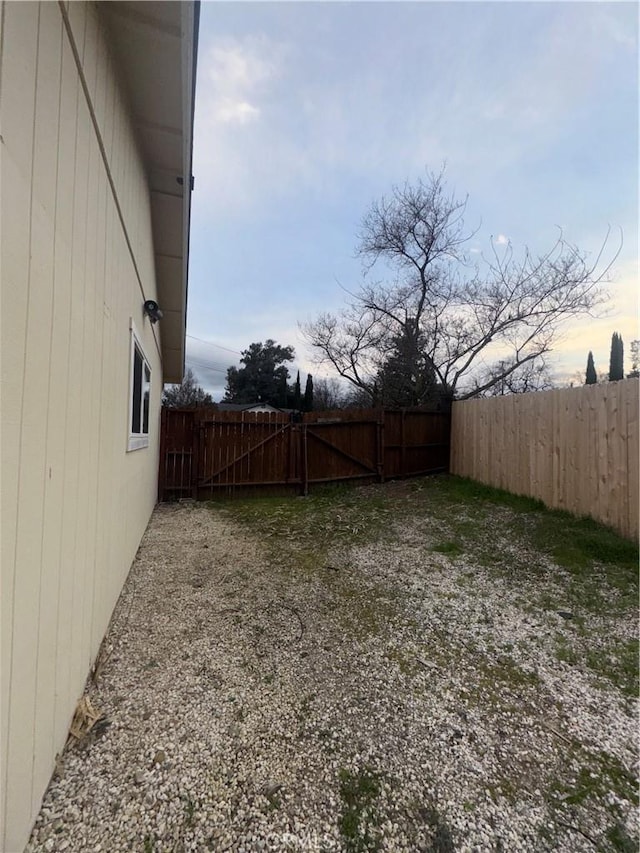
<box><xmin>450</xmin><ymin>379</ymin><xmax>639</xmax><ymax>541</ymax></box>
<box><xmin>159</xmin><ymin>407</ymin><xmax>451</xmax><ymax>501</ymax></box>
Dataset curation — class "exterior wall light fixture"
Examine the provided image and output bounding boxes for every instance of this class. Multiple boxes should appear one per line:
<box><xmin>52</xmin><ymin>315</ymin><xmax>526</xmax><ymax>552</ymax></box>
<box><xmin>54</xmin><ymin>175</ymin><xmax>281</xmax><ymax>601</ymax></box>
<box><xmin>143</xmin><ymin>300</ymin><xmax>163</xmax><ymax>324</ymax></box>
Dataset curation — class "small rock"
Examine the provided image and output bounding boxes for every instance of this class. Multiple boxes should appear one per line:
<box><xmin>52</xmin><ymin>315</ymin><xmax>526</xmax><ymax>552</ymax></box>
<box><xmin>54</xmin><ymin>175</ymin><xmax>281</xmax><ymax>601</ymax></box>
<box><xmin>134</xmin><ymin>770</ymin><xmax>146</xmax><ymax>785</ymax></box>
<box><xmin>557</xmin><ymin>611</ymin><xmax>573</xmax><ymax>620</ymax></box>
<box><xmin>153</xmin><ymin>749</ymin><xmax>167</xmax><ymax>766</ymax></box>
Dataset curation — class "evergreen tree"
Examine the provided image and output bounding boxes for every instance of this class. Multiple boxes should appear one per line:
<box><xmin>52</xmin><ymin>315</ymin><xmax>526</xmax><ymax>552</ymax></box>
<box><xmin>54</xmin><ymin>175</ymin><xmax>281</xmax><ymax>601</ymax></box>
<box><xmin>377</xmin><ymin>321</ymin><xmax>438</xmax><ymax>407</ymax></box>
<box><xmin>293</xmin><ymin>371</ymin><xmax>302</xmax><ymax>410</ymax></box>
<box><xmin>608</xmin><ymin>332</ymin><xmax>624</xmax><ymax>381</ymax></box>
<box><xmin>278</xmin><ymin>372</ymin><xmax>289</xmax><ymax>408</ymax></box>
<box><xmin>303</xmin><ymin>374</ymin><xmax>314</xmax><ymax>412</ymax></box>
<box><xmin>224</xmin><ymin>340</ymin><xmax>294</xmax><ymax>405</ymax></box>
<box><xmin>585</xmin><ymin>351</ymin><xmax>597</xmax><ymax>385</ymax></box>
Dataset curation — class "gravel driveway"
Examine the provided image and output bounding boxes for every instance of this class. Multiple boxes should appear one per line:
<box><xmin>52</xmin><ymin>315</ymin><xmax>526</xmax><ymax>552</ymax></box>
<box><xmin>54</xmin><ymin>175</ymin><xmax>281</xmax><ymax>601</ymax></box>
<box><xmin>27</xmin><ymin>478</ymin><xmax>638</xmax><ymax>852</ymax></box>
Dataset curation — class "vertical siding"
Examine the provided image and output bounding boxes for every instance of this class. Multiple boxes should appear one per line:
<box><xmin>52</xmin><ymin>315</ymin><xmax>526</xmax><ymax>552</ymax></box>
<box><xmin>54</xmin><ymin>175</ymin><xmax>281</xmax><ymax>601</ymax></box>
<box><xmin>450</xmin><ymin>380</ymin><xmax>639</xmax><ymax>541</ymax></box>
<box><xmin>1</xmin><ymin>3</ymin><xmax>41</xmax><ymax>844</ymax></box>
<box><xmin>29</xmin><ymin>1</ymin><xmax>65</xmax><ymax>821</ymax></box>
<box><xmin>1</xmin><ymin>3</ymin><xmax>165</xmax><ymax>849</ymax></box>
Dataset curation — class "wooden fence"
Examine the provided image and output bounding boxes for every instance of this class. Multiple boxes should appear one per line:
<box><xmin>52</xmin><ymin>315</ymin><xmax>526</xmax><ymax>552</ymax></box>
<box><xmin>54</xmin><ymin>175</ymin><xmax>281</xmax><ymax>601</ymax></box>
<box><xmin>159</xmin><ymin>406</ymin><xmax>451</xmax><ymax>501</ymax></box>
<box><xmin>450</xmin><ymin>379</ymin><xmax>639</xmax><ymax>541</ymax></box>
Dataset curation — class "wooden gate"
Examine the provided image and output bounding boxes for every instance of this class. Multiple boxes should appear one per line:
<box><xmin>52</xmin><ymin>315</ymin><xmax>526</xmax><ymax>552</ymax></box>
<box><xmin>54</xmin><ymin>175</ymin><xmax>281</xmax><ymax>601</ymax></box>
<box><xmin>158</xmin><ymin>407</ymin><xmax>450</xmax><ymax>501</ymax></box>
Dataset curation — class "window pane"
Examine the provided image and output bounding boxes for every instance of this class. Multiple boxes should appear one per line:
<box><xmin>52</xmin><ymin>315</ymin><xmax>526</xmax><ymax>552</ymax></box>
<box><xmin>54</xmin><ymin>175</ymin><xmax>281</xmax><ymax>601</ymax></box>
<box><xmin>132</xmin><ymin>347</ymin><xmax>143</xmax><ymax>433</ymax></box>
<box><xmin>143</xmin><ymin>364</ymin><xmax>151</xmax><ymax>434</ymax></box>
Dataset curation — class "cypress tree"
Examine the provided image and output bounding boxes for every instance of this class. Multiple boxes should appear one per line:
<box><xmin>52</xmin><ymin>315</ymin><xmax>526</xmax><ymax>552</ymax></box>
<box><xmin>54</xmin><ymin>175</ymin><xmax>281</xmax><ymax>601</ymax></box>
<box><xmin>585</xmin><ymin>351</ymin><xmax>597</xmax><ymax>385</ymax></box>
<box><xmin>303</xmin><ymin>374</ymin><xmax>314</xmax><ymax>412</ymax></box>
<box><xmin>293</xmin><ymin>371</ymin><xmax>302</xmax><ymax>410</ymax></box>
<box><xmin>608</xmin><ymin>332</ymin><xmax>624</xmax><ymax>381</ymax></box>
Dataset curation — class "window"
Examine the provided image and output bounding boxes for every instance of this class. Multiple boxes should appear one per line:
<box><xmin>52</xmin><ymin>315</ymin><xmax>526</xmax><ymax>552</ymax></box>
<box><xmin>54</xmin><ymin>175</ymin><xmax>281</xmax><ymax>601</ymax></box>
<box><xmin>128</xmin><ymin>322</ymin><xmax>151</xmax><ymax>451</ymax></box>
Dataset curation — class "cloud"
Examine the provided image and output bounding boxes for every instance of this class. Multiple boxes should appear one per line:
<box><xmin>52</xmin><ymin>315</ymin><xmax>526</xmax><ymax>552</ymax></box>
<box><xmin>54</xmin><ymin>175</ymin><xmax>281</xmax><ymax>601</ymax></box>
<box><xmin>187</xmin><ymin>2</ymin><xmax>637</xmax><ymax>395</ymax></box>
<box><xmin>192</xmin><ymin>18</ymin><xmax>451</xmax><ymax>220</ymax></box>
<box><xmin>590</xmin><ymin>7</ymin><xmax>637</xmax><ymax>51</ymax></box>
<box><xmin>207</xmin><ymin>36</ymin><xmax>279</xmax><ymax>98</ymax></box>
<box><xmin>213</xmin><ymin>98</ymin><xmax>260</xmax><ymax>125</ymax></box>
<box><xmin>429</xmin><ymin>3</ymin><xmax>636</xmax><ymax>185</ymax></box>
<box><xmin>183</xmin><ymin>337</ymin><xmax>238</xmax><ymax>397</ymax></box>
<box><xmin>197</xmin><ymin>36</ymin><xmax>279</xmax><ymax>128</ymax></box>
<box><xmin>193</xmin><ymin>33</ymin><xmax>288</xmax><ymax>208</ymax></box>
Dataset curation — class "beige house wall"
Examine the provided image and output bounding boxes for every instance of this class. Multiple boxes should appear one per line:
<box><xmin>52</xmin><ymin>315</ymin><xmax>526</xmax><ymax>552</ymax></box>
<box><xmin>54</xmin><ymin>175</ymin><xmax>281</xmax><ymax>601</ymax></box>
<box><xmin>450</xmin><ymin>380</ymin><xmax>639</xmax><ymax>541</ymax></box>
<box><xmin>1</xmin><ymin>3</ymin><xmax>166</xmax><ymax>849</ymax></box>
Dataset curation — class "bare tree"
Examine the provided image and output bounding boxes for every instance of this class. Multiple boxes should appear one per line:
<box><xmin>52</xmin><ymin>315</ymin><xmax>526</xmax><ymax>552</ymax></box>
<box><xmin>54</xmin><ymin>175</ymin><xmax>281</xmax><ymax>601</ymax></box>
<box><xmin>342</xmin><ymin>385</ymin><xmax>377</xmax><ymax>409</ymax></box>
<box><xmin>303</xmin><ymin>168</ymin><xmax>619</xmax><ymax>401</ymax></box>
<box><xmin>627</xmin><ymin>340</ymin><xmax>639</xmax><ymax>379</ymax></box>
<box><xmin>480</xmin><ymin>356</ymin><xmax>555</xmax><ymax>396</ymax></box>
<box><xmin>313</xmin><ymin>377</ymin><xmax>348</xmax><ymax>410</ymax></box>
<box><xmin>162</xmin><ymin>368</ymin><xmax>213</xmax><ymax>407</ymax></box>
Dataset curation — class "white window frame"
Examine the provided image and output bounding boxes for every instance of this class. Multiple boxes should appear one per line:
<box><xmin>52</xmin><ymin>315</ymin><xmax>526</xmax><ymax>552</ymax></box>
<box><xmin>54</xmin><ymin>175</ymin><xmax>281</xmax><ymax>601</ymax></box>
<box><xmin>128</xmin><ymin>320</ymin><xmax>151</xmax><ymax>451</ymax></box>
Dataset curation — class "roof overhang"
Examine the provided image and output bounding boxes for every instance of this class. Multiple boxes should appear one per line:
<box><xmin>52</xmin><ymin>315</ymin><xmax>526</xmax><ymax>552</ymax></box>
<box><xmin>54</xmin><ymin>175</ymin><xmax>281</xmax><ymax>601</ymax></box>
<box><xmin>100</xmin><ymin>1</ymin><xmax>199</xmax><ymax>383</ymax></box>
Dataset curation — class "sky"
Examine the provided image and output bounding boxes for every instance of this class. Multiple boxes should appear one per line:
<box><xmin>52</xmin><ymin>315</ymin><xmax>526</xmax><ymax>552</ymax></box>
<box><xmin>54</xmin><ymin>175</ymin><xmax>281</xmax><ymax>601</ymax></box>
<box><xmin>184</xmin><ymin>0</ymin><xmax>638</xmax><ymax>401</ymax></box>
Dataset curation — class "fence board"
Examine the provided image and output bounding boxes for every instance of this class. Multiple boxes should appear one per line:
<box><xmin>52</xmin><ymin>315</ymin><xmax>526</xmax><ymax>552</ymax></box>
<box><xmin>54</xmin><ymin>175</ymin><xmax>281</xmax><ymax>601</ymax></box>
<box><xmin>451</xmin><ymin>380</ymin><xmax>639</xmax><ymax>541</ymax></box>
<box><xmin>627</xmin><ymin>385</ymin><xmax>639</xmax><ymax>537</ymax></box>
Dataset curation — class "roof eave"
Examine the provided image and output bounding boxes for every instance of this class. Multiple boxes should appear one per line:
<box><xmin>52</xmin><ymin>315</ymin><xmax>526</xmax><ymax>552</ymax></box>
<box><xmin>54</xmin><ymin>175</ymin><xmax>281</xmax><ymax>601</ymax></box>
<box><xmin>100</xmin><ymin>1</ymin><xmax>200</xmax><ymax>384</ymax></box>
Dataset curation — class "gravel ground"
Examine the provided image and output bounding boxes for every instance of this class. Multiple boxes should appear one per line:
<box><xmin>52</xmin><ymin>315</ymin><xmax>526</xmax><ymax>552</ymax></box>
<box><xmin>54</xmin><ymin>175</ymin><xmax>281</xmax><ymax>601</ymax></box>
<box><xmin>27</xmin><ymin>482</ymin><xmax>638</xmax><ymax>852</ymax></box>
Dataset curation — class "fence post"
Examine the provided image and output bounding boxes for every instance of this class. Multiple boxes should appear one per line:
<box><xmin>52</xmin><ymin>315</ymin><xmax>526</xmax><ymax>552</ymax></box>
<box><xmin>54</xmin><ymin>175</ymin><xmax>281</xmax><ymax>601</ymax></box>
<box><xmin>377</xmin><ymin>411</ymin><xmax>385</xmax><ymax>483</ymax></box>
<box><xmin>400</xmin><ymin>409</ymin><xmax>406</xmax><ymax>477</ymax></box>
<box><xmin>286</xmin><ymin>420</ymin><xmax>293</xmax><ymax>483</ymax></box>
<box><xmin>191</xmin><ymin>408</ymin><xmax>200</xmax><ymax>500</ymax></box>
